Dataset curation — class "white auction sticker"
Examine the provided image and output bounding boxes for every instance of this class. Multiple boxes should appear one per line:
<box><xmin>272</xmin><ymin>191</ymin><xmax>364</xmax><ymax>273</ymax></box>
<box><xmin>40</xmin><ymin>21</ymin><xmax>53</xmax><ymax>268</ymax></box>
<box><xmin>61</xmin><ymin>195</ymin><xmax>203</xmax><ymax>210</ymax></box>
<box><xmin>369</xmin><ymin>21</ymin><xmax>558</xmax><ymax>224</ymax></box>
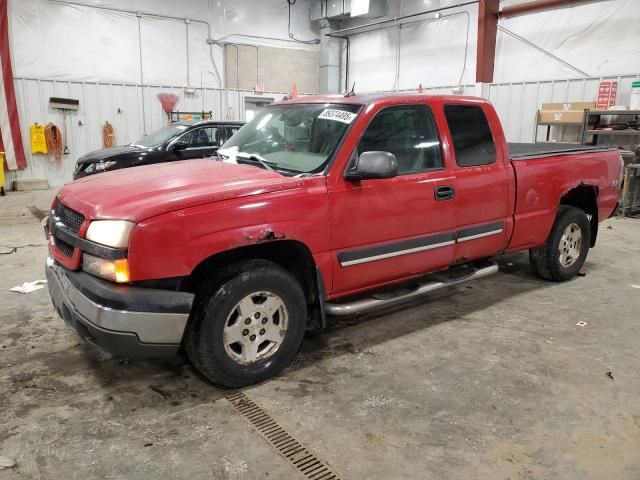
<box><xmin>318</xmin><ymin>109</ymin><xmax>357</xmax><ymax>124</ymax></box>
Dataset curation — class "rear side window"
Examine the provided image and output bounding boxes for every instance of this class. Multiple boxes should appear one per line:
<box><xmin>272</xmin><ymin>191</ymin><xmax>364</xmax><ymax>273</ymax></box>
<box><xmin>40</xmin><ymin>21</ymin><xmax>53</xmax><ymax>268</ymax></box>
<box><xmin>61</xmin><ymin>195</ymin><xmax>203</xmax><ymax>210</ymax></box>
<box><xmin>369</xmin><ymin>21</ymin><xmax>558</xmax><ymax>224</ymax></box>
<box><xmin>356</xmin><ymin>104</ymin><xmax>442</xmax><ymax>174</ymax></box>
<box><xmin>180</xmin><ymin>127</ymin><xmax>218</xmax><ymax>147</ymax></box>
<box><xmin>444</xmin><ymin>105</ymin><xmax>496</xmax><ymax>167</ymax></box>
<box><xmin>225</xmin><ymin>126</ymin><xmax>241</xmax><ymax>142</ymax></box>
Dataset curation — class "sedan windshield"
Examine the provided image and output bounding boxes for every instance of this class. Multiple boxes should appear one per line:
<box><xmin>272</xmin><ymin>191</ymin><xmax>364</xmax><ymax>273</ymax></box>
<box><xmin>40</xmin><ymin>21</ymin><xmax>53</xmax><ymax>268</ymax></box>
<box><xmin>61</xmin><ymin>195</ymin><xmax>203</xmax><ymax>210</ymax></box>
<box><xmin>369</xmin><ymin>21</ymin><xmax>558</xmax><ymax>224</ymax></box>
<box><xmin>132</xmin><ymin>124</ymin><xmax>190</xmax><ymax>148</ymax></box>
<box><xmin>219</xmin><ymin>103</ymin><xmax>361</xmax><ymax>174</ymax></box>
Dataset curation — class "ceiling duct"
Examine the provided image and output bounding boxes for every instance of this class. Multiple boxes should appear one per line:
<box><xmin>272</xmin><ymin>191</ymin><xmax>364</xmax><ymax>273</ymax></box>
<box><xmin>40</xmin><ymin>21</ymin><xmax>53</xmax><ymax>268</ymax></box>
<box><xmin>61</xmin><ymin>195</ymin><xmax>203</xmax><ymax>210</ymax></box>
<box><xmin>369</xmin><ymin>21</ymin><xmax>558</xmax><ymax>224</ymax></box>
<box><xmin>311</xmin><ymin>0</ymin><xmax>388</xmax><ymax>21</ymax></box>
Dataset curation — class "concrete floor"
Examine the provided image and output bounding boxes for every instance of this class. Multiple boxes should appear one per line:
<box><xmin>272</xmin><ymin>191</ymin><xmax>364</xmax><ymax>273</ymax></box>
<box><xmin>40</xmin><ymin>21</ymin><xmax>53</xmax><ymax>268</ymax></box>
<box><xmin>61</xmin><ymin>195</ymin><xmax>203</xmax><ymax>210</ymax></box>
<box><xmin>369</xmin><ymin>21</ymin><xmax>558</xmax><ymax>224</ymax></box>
<box><xmin>1</xmin><ymin>188</ymin><xmax>639</xmax><ymax>480</ymax></box>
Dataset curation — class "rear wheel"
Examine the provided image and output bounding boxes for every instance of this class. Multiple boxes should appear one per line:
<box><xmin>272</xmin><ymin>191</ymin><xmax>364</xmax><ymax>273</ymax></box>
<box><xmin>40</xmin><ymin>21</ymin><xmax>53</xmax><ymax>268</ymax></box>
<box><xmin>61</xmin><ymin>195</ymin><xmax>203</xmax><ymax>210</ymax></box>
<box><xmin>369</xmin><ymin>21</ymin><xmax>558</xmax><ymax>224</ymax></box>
<box><xmin>185</xmin><ymin>260</ymin><xmax>306</xmax><ymax>387</ymax></box>
<box><xmin>529</xmin><ymin>205</ymin><xmax>591</xmax><ymax>282</ymax></box>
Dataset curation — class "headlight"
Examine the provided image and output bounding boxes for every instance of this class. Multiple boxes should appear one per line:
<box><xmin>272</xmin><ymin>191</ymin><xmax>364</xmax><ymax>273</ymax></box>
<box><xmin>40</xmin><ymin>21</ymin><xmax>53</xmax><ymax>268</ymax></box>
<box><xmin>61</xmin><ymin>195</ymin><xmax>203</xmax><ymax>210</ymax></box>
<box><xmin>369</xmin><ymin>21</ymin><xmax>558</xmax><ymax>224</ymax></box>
<box><xmin>83</xmin><ymin>254</ymin><xmax>130</xmax><ymax>283</ymax></box>
<box><xmin>95</xmin><ymin>160</ymin><xmax>117</xmax><ymax>172</ymax></box>
<box><xmin>86</xmin><ymin>220</ymin><xmax>135</xmax><ymax>248</ymax></box>
<box><xmin>85</xmin><ymin>161</ymin><xmax>116</xmax><ymax>174</ymax></box>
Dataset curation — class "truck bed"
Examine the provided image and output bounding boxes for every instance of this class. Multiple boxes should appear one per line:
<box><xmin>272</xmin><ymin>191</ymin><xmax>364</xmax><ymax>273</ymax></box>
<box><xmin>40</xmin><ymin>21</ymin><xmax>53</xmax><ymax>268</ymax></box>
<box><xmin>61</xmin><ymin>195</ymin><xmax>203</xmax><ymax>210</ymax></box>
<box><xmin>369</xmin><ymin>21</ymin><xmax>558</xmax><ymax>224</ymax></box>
<box><xmin>508</xmin><ymin>143</ymin><xmax>612</xmax><ymax>160</ymax></box>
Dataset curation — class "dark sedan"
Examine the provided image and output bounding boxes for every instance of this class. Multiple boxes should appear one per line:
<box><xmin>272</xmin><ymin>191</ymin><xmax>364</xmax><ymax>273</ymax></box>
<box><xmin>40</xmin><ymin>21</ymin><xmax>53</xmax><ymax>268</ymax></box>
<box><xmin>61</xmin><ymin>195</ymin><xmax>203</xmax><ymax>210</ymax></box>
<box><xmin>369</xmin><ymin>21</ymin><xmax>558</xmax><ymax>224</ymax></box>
<box><xmin>73</xmin><ymin>120</ymin><xmax>244</xmax><ymax>179</ymax></box>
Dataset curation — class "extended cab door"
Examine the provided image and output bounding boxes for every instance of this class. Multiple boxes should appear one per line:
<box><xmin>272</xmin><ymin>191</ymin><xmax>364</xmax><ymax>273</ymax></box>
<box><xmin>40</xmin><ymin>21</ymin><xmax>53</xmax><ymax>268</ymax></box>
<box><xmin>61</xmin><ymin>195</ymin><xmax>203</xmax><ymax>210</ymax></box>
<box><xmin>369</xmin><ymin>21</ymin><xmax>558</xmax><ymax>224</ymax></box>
<box><xmin>328</xmin><ymin>103</ymin><xmax>457</xmax><ymax>297</ymax></box>
<box><xmin>442</xmin><ymin>103</ymin><xmax>511</xmax><ymax>262</ymax></box>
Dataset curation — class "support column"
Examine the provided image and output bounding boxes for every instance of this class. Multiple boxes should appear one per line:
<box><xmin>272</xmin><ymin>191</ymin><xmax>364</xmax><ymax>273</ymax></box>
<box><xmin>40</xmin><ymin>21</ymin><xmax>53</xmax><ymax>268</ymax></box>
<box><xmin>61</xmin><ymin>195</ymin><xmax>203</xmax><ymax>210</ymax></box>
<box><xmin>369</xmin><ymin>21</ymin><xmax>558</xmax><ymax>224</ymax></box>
<box><xmin>475</xmin><ymin>0</ymin><xmax>499</xmax><ymax>84</ymax></box>
<box><xmin>474</xmin><ymin>82</ymin><xmax>491</xmax><ymax>99</ymax></box>
<box><xmin>318</xmin><ymin>19</ymin><xmax>341</xmax><ymax>94</ymax></box>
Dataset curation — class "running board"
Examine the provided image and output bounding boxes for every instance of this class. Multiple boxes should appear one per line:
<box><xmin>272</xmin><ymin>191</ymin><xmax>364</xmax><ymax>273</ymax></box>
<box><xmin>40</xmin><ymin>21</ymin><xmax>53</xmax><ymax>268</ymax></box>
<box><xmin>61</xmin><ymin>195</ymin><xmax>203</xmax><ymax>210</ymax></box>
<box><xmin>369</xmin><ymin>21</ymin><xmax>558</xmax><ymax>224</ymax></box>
<box><xmin>324</xmin><ymin>260</ymin><xmax>499</xmax><ymax>316</ymax></box>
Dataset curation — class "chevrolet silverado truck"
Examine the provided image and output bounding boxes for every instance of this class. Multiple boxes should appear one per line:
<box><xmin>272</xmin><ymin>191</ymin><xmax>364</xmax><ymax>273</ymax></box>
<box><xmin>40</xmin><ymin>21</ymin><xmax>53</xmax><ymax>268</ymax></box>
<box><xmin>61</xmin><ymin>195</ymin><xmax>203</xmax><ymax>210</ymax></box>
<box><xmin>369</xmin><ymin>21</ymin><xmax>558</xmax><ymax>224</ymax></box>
<box><xmin>45</xmin><ymin>93</ymin><xmax>622</xmax><ymax>387</ymax></box>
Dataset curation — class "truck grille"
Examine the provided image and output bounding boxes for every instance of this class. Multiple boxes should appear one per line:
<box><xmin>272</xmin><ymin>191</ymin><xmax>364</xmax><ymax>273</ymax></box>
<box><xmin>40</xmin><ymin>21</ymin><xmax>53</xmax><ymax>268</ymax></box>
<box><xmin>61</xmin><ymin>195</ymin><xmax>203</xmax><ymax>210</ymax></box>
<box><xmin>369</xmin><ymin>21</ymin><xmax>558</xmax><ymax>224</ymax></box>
<box><xmin>54</xmin><ymin>202</ymin><xmax>84</xmax><ymax>233</ymax></box>
<box><xmin>54</xmin><ymin>236</ymin><xmax>74</xmax><ymax>257</ymax></box>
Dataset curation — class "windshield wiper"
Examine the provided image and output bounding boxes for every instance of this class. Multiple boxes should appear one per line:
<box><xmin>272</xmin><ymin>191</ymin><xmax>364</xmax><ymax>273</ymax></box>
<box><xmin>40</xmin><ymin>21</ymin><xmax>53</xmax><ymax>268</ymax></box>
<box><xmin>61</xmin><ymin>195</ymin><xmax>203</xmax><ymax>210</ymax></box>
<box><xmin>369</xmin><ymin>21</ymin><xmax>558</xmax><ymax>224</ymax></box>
<box><xmin>235</xmin><ymin>152</ymin><xmax>275</xmax><ymax>171</ymax></box>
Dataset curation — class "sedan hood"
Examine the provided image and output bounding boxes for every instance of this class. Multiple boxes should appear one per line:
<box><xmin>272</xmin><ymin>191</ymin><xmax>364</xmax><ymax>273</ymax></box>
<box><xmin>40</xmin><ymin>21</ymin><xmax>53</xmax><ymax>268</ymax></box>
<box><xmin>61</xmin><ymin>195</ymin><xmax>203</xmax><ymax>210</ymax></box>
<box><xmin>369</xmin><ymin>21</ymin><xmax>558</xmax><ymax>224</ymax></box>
<box><xmin>77</xmin><ymin>145</ymin><xmax>144</xmax><ymax>164</ymax></box>
<box><xmin>58</xmin><ymin>159</ymin><xmax>302</xmax><ymax>222</ymax></box>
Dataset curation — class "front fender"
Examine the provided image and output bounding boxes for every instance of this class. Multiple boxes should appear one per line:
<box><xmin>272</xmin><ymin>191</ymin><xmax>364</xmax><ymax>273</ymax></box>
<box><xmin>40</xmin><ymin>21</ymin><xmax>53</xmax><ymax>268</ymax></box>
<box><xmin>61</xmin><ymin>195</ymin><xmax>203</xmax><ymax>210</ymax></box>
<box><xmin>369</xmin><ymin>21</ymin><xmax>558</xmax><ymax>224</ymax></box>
<box><xmin>127</xmin><ymin>184</ymin><xmax>331</xmax><ymax>283</ymax></box>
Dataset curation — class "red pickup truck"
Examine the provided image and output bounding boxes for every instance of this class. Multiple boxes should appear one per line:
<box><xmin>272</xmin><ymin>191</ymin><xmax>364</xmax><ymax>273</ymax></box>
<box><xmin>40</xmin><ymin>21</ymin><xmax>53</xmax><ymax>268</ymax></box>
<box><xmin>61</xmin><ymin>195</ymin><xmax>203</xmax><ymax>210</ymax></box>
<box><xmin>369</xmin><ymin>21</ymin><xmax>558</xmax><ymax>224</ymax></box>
<box><xmin>45</xmin><ymin>94</ymin><xmax>622</xmax><ymax>386</ymax></box>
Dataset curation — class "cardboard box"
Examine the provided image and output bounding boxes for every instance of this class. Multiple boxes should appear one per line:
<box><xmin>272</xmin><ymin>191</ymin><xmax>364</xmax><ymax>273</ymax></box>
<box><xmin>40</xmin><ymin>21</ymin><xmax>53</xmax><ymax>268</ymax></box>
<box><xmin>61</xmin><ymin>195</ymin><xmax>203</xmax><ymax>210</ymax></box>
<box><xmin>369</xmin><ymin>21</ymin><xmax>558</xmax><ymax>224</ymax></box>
<box><xmin>541</xmin><ymin>102</ymin><xmax>595</xmax><ymax>111</ymax></box>
<box><xmin>538</xmin><ymin>110</ymin><xmax>586</xmax><ymax>124</ymax></box>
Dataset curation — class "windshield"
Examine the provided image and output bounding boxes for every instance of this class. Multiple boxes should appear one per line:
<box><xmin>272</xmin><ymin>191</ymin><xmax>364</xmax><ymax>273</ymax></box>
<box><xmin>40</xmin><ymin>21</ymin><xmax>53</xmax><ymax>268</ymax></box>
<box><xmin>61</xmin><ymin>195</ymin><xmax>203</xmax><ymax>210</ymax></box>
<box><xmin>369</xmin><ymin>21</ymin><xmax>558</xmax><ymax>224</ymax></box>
<box><xmin>219</xmin><ymin>103</ymin><xmax>361</xmax><ymax>174</ymax></box>
<box><xmin>132</xmin><ymin>124</ymin><xmax>190</xmax><ymax>147</ymax></box>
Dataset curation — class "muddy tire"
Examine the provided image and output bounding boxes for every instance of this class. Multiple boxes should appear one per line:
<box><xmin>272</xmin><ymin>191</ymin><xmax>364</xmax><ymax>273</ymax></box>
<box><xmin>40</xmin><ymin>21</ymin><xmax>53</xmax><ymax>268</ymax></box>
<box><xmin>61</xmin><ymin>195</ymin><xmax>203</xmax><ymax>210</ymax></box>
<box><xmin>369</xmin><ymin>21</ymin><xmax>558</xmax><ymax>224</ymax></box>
<box><xmin>184</xmin><ymin>259</ymin><xmax>306</xmax><ymax>387</ymax></box>
<box><xmin>529</xmin><ymin>205</ymin><xmax>591</xmax><ymax>282</ymax></box>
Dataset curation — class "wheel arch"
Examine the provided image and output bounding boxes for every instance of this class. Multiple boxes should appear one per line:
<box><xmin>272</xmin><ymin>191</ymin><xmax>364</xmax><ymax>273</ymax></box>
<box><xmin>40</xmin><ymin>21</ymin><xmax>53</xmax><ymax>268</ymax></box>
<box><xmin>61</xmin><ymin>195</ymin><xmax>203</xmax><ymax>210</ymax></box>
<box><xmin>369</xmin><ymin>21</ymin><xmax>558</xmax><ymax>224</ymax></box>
<box><xmin>559</xmin><ymin>184</ymin><xmax>599</xmax><ymax>247</ymax></box>
<box><xmin>180</xmin><ymin>239</ymin><xmax>326</xmax><ymax>331</ymax></box>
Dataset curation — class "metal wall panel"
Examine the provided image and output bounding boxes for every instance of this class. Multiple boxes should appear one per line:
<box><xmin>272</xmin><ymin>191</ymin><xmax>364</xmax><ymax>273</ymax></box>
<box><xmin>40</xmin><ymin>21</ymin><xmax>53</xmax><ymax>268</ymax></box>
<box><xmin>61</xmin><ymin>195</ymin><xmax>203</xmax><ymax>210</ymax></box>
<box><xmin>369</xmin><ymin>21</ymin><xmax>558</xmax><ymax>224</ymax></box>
<box><xmin>10</xmin><ymin>78</ymin><xmax>292</xmax><ymax>186</ymax></box>
<box><xmin>488</xmin><ymin>74</ymin><xmax>640</xmax><ymax>143</ymax></box>
<box><xmin>362</xmin><ymin>74</ymin><xmax>639</xmax><ymax>143</ymax></box>
<box><xmin>9</xmin><ymin>74</ymin><xmax>640</xmax><ymax>188</ymax></box>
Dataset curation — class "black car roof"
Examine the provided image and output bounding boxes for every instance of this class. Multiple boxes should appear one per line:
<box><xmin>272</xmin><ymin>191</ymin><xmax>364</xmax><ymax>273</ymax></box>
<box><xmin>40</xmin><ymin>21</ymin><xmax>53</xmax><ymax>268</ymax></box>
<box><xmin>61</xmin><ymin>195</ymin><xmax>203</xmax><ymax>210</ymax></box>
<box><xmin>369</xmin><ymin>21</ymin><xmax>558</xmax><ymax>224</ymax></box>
<box><xmin>174</xmin><ymin>120</ymin><xmax>244</xmax><ymax>127</ymax></box>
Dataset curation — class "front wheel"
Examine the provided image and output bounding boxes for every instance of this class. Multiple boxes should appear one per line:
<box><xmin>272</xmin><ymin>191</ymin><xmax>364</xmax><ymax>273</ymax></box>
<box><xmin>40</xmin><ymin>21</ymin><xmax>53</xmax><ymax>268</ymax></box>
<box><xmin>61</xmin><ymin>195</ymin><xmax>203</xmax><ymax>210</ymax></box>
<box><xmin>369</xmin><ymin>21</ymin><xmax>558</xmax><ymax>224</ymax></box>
<box><xmin>185</xmin><ymin>259</ymin><xmax>307</xmax><ymax>387</ymax></box>
<box><xmin>529</xmin><ymin>205</ymin><xmax>591</xmax><ymax>282</ymax></box>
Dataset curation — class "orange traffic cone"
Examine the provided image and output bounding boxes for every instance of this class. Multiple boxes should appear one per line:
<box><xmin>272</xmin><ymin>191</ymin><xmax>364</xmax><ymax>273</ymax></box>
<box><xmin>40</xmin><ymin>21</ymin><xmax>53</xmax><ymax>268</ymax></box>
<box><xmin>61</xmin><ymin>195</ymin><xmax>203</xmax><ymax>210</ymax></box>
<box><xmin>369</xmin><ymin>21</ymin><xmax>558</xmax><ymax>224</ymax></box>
<box><xmin>291</xmin><ymin>84</ymin><xmax>298</xmax><ymax>98</ymax></box>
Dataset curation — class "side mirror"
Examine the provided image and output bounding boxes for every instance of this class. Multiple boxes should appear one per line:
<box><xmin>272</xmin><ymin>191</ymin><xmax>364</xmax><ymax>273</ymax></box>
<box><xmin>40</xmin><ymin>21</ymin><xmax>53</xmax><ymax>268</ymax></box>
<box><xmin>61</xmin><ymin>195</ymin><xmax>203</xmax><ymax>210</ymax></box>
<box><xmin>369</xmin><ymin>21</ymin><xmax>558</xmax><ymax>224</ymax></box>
<box><xmin>172</xmin><ymin>141</ymin><xmax>188</xmax><ymax>151</ymax></box>
<box><xmin>345</xmin><ymin>151</ymin><xmax>398</xmax><ymax>181</ymax></box>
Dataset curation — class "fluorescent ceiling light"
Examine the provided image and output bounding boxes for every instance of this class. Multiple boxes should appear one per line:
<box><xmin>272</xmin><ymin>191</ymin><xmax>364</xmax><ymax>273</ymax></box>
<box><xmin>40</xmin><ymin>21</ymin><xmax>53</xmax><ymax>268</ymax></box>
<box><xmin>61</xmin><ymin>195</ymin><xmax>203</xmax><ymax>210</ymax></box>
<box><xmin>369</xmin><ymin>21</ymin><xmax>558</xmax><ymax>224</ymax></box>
<box><xmin>351</xmin><ymin>0</ymin><xmax>369</xmax><ymax>17</ymax></box>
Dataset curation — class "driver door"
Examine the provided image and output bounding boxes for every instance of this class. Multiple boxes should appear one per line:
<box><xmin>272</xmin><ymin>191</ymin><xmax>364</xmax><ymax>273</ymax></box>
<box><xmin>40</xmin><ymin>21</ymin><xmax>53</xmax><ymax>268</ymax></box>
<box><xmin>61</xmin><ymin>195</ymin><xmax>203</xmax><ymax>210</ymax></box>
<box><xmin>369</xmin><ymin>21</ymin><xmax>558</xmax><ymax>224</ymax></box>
<box><xmin>328</xmin><ymin>103</ymin><xmax>457</xmax><ymax>296</ymax></box>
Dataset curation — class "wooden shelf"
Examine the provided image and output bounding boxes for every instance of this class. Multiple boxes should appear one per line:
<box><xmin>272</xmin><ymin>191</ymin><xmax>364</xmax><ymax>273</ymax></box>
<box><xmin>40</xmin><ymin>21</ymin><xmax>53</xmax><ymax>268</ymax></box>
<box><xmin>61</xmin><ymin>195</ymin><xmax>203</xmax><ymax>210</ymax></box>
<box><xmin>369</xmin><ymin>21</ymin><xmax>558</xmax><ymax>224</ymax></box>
<box><xmin>585</xmin><ymin>130</ymin><xmax>640</xmax><ymax>136</ymax></box>
<box><xmin>537</xmin><ymin>121</ymin><xmax>584</xmax><ymax>126</ymax></box>
<box><xmin>588</xmin><ymin>110</ymin><xmax>640</xmax><ymax>116</ymax></box>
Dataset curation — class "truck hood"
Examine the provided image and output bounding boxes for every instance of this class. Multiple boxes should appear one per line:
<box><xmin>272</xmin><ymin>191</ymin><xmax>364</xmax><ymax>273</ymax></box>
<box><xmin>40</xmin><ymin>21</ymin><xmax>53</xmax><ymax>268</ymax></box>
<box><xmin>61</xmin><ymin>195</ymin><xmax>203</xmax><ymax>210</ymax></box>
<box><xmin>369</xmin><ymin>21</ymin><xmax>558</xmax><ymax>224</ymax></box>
<box><xmin>58</xmin><ymin>159</ymin><xmax>303</xmax><ymax>222</ymax></box>
<box><xmin>77</xmin><ymin>145</ymin><xmax>145</xmax><ymax>164</ymax></box>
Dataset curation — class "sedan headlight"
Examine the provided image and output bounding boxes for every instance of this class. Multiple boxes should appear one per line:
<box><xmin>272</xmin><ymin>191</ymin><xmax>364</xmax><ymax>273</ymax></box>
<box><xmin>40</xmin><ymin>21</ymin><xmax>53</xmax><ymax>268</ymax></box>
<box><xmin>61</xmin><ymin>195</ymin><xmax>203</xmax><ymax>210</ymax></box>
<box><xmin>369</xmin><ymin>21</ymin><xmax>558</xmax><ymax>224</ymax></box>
<box><xmin>84</xmin><ymin>161</ymin><xmax>116</xmax><ymax>174</ymax></box>
<box><xmin>95</xmin><ymin>160</ymin><xmax>117</xmax><ymax>172</ymax></box>
<box><xmin>85</xmin><ymin>220</ymin><xmax>135</xmax><ymax>248</ymax></box>
<box><xmin>83</xmin><ymin>254</ymin><xmax>130</xmax><ymax>283</ymax></box>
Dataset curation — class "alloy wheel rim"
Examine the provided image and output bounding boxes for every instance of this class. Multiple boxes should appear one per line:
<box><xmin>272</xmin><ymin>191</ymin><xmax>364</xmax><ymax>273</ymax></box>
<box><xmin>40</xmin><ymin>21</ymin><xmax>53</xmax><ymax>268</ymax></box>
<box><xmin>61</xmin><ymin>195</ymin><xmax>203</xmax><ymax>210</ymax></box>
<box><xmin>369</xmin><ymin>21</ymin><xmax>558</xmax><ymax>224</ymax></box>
<box><xmin>223</xmin><ymin>291</ymin><xmax>288</xmax><ymax>365</ymax></box>
<box><xmin>559</xmin><ymin>222</ymin><xmax>582</xmax><ymax>267</ymax></box>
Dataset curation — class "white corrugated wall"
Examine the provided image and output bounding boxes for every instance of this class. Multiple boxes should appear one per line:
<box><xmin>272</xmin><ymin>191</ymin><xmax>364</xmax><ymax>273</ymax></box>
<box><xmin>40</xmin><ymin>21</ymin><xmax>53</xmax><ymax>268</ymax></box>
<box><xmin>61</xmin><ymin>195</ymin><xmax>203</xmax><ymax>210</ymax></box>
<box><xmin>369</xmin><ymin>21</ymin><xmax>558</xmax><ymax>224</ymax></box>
<box><xmin>10</xmin><ymin>78</ymin><xmax>294</xmax><ymax>186</ymax></box>
<box><xmin>488</xmin><ymin>74</ymin><xmax>640</xmax><ymax>144</ymax></box>
<box><xmin>371</xmin><ymin>73</ymin><xmax>640</xmax><ymax>143</ymax></box>
<box><xmin>8</xmin><ymin>73</ymin><xmax>640</xmax><ymax>187</ymax></box>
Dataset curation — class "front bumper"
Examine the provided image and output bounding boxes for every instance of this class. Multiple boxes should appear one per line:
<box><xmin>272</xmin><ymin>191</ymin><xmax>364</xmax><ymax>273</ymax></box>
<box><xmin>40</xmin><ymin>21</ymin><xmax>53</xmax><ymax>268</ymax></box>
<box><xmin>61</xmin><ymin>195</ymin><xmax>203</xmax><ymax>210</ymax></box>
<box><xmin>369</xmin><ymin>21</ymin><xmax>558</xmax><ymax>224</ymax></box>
<box><xmin>46</xmin><ymin>258</ymin><xmax>194</xmax><ymax>358</ymax></box>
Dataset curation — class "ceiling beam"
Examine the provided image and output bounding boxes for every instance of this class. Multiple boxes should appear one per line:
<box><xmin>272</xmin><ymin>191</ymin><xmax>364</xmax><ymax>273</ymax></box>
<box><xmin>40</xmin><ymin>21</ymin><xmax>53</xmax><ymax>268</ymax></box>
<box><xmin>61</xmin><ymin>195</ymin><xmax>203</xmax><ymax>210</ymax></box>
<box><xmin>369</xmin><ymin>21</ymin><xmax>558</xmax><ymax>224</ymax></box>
<box><xmin>475</xmin><ymin>0</ymin><xmax>499</xmax><ymax>83</ymax></box>
<box><xmin>500</xmin><ymin>0</ymin><xmax>595</xmax><ymax>17</ymax></box>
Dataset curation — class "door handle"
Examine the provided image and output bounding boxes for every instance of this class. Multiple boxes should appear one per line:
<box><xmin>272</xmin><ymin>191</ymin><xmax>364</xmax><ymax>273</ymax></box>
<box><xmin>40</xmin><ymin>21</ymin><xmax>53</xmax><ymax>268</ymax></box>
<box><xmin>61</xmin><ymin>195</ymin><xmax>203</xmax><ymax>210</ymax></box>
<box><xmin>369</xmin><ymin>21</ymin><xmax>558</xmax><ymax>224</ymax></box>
<box><xmin>434</xmin><ymin>185</ymin><xmax>455</xmax><ymax>201</ymax></box>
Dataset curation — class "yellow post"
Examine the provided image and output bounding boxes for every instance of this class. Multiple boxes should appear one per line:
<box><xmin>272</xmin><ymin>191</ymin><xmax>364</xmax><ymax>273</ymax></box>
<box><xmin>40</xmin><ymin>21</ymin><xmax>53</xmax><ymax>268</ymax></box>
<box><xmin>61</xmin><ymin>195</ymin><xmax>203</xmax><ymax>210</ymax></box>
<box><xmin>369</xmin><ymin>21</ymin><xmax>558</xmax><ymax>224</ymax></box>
<box><xmin>0</xmin><ymin>152</ymin><xmax>5</xmax><ymax>196</ymax></box>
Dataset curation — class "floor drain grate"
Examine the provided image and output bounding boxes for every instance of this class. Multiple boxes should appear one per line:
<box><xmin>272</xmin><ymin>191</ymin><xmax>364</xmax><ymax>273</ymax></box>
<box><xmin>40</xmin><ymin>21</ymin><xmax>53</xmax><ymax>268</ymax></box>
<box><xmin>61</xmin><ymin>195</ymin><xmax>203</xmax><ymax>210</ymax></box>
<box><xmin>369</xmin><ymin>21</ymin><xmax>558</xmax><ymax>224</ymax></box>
<box><xmin>225</xmin><ymin>391</ymin><xmax>340</xmax><ymax>480</ymax></box>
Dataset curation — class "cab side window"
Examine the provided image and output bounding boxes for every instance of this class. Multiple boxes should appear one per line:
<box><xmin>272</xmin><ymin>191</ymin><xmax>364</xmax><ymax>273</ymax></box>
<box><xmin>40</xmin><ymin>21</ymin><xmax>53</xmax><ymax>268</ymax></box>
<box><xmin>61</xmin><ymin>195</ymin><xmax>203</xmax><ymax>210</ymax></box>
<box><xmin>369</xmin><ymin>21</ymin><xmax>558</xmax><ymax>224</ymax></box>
<box><xmin>444</xmin><ymin>105</ymin><xmax>496</xmax><ymax>167</ymax></box>
<box><xmin>356</xmin><ymin>105</ymin><xmax>442</xmax><ymax>174</ymax></box>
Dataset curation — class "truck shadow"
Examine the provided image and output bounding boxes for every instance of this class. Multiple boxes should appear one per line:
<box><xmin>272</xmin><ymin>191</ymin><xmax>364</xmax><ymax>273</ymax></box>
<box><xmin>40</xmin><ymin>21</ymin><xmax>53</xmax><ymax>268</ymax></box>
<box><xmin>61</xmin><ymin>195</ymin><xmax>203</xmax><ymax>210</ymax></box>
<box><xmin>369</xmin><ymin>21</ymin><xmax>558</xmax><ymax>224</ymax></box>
<box><xmin>287</xmin><ymin>251</ymin><xmax>586</xmax><ymax>372</ymax></box>
<box><xmin>23</xmin><ymin>250</ymin><xmax>588</xmax><ymax>404</ymax></box>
